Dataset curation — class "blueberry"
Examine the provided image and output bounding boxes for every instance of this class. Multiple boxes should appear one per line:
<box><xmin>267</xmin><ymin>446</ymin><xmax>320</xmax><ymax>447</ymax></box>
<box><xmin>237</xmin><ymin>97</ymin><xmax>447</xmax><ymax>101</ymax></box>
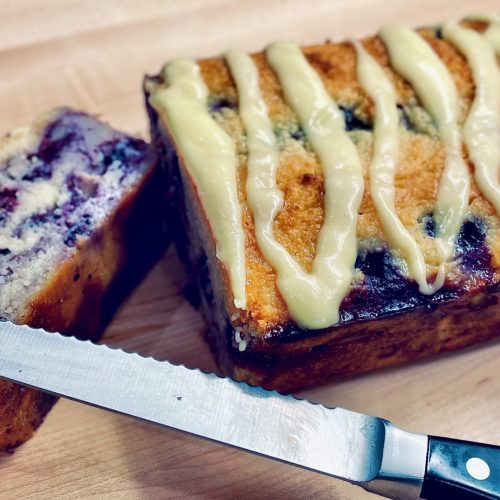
<box><xmin>22</xmin><ymin>160</ymin><xmax>53</xmax><ymax>182</ymax></box>
<box><xmin>339</xmin><ymin>106</ymin><xmax>371</xmax><ymax>131</ymax></box>
<box><xmin>97</xmin><ymin>137</ymin><xmax>148</xmax><ymax>174</ymax></box>
<box><xmin>209</xmin><ymin>97</ymin><xmax>235</xmax><ymax>113</ymax></box>
<box><xmin>348</xmin><ymin>249</ymin><xmax>426</xmax><ymax>320</ymax></box>
<box><xmin>36</xmin><ymin>127</ymin><xmax>77</xmax><ymax>164</ymax></box>
<box><xmin>64</xmin><ymin>214</ymin><xmax>93</xmax><ymax>246</ymax></box>
<box><xmin>0</xmin><ymin>188</ymin><xmax>18</xmax><ymax>225</ymax></box>
<box><xmin>355</xmin><ymin>250</ymin><xmax>388</xmax><ymax>279</ymax></box>
<box><xmin>421</xmin><ymin>213</ymin><xmax>436</xmax><ymax>237</ymax></box>
<box><xmin>290</xmin><ymin>126</ymin><xmax>305</xmax><ymax>142</ymax></box>
<box><xmin>456</xmin><ymin>218</ymin><xmax>491</xmax><ymax>273</ymax></box>
<box><xmin>0</xmin><ymin>188</ymin><xmax>18</xmax><ymax>212</ymax></box>
<box><xmin>397</xmin><ymin>104</ymin><xmax>414</xmax><ymax>130</ymax></box>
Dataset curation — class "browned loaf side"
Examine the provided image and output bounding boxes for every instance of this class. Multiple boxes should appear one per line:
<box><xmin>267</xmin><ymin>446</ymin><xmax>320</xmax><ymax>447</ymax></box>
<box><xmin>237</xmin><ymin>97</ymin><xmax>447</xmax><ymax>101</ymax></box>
<box><xmin>146</xmin><ymin>19</ymin><xmax>500</xmax><ymax>392</ymax></box>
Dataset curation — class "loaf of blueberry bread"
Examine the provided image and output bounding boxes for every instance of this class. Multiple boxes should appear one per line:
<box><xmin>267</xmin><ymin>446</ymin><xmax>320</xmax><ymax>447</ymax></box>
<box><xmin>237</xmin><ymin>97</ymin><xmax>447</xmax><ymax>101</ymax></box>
<box><xmin>146</xmin><ymin>15</ymin><xmax>500</xmax><ymax>391</ymax></box>
<box><xmin>0</xmin><ymin>108</ymin><xmax>164</xmax><ymax>450</ymax></box>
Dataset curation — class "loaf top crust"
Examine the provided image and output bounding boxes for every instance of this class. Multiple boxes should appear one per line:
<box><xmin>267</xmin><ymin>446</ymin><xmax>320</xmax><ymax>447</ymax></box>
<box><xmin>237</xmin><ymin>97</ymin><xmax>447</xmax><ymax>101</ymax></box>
<box><xmin>147</xmin><ymin>18</ymin><xmax>500</xmax><ymax>341</ymax></box>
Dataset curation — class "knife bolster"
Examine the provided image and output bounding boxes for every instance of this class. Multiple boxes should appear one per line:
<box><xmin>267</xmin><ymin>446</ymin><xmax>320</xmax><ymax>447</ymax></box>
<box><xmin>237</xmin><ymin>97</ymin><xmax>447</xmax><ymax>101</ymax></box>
<box><xmin>363</xmin><ymin>421</ymin><xmax>427</xmax><ymax>500</ymax></box>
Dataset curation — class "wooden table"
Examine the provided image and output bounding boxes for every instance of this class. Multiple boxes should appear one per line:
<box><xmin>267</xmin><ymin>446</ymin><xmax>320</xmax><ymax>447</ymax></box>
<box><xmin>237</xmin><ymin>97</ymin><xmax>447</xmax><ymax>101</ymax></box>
<box><xmin>1</xmin><ymin>1</ymin><xmax>499</xmax><ymax>498</ymax></box>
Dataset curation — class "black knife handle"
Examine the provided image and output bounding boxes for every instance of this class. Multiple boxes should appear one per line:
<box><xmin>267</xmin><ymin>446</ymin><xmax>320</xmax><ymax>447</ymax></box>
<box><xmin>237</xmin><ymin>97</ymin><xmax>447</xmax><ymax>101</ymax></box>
<box><xmin>420</xmin><ymin>436</ymin><xmax>500</xmax><ymax>499</ymax></box>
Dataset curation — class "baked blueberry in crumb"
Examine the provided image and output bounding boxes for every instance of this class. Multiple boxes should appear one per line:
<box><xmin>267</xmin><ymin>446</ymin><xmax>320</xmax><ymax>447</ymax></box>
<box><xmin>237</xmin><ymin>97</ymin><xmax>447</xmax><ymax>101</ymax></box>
<box><xmin>64</xmin><ymin>214</ymin><xmax>93</xmax><ymax>246</ymax></box>
<box><xmin>98</xmin><ymin>137</ymin><xmax>148</xmax><ymax>174</ymax></box>
<box><xmin>339</xmin><ymin>106</ymin><xmax>371</xmax><ymax>131</ymax></box>
<box><xmin>397</xmin><ymin>104</ymin><xmax>415</xmax><ymax>131</ymax></box>
<box><xmin>350</xmin><ymin>250</ymin><xmax>423</xmax><ymax>319</ymax></box>
<box><xmin>0</xmin><ymin>188</ymin><xmax>18</xmax><ymax>213</ymax></box>
<box><xmin>0</xmin><ymin>188</ymin><xmax>18</xmax><ymax>226</ymax></box>
<box><xmin>290</xmin><ymin>126</ymin><xmax>306</xmax><ymax>142</ymax></box>
<box><xmin>209</xmin><ymin>96</ymin><xmax>236</xmax><ymax>113</ymax></box>
<box><xmin>456</xmin><ymin>218</ymin><xmax>492</xmax><ymax>275</ymax></box>
<box><xmin>355</xmin><ymin>250</ymin><xmax>390</xmax><ymax>279</ymax></box>
<box><xmin>34</xmin><ymin>122</ymin><xmax>78</xmax><ymax>164</ymax></box>
<box><xmin>22</xmin><ymin>160</ymin><xmax>53</xmax><ymax>182</ymax></box>
<box><xmin>421</xmin><ymin>212</ymin><xmax>436</xmax><ymax>237</ymax></box>
<box><xmin>420</xmin><ymin>214</ymin><xmax>491</xmax><ymax>275</ymax></box>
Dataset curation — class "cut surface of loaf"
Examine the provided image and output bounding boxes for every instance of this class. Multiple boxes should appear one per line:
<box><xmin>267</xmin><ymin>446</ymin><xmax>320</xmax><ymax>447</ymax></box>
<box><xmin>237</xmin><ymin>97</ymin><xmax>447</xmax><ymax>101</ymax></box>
<box><xmin>146</xmin><ymin>16</ymin><xmax>500</xmax><ymax>390</ymax></box>
<box><xmin>0</xmin><ymin>108</ymin><xmax>163</xmax><ymax>450</ymax></box>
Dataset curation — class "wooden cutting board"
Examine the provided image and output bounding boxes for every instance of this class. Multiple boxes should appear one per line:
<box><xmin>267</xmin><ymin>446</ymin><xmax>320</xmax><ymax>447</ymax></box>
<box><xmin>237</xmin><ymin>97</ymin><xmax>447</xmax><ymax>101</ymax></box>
<box><xmin>1</xmin><ymin>1</ymin><xmax>500</xmax><ymax>498</ymax></box>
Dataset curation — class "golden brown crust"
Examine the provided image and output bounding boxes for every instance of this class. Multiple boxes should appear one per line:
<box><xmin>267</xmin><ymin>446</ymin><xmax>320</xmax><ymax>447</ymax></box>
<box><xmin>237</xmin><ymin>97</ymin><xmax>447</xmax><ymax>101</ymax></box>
<box><xmin>0</xmin><ymin>382</ymin><xmax>56</xmax><ymax>452</ymax></box>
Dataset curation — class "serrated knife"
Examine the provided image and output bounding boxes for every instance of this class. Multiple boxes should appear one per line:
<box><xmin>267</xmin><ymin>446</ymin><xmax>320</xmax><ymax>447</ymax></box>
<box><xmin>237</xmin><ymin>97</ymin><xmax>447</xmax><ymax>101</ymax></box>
<box><xmin>0</xmin><ymin>321</ymin><xmax>498</xmax><ymax>499</ymax></box>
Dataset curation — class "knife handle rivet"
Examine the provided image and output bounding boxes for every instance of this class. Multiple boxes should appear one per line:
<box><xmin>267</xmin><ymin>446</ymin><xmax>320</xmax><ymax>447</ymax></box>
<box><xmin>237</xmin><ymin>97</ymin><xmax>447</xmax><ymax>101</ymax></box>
<box><xmin>466</xmin><ymin>457</ymin><xmax>490</xmax><ymax>480</ymax></box>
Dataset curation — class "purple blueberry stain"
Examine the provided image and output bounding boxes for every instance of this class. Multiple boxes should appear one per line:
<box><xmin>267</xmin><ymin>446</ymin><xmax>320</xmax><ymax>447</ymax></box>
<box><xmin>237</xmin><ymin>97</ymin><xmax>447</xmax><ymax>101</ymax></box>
<box><xmin>22</xmin><ymin>158</ymin><xmax>53</xmax><ymax>182</ymax></box>
<box><xmin>96</xmin><ymin>136</ymin><xmax>149</xmax><ymax>175</ymax></box>
<box><xmin>117</xmin><ymin>137</ymin><xmax>147</xmax><ymax>164</ymax></box>
<box><xmin>36</xmin><ymin>123</ymin><xmax>79</xmax><ymax>164</ymax></box>
<box><xmin>0</xmin><ymin>188</ymin><xmax>18</xmax><ymax>213</ymax></box>
<box><xmin>349</xmin><ymin>249</ymin><xmax>427</xmax><ymax>320</ymax></box>
<box><xmin>456</xmin><ymin>218</ymin><xmax>492</xmax><ymax>277</ymax></box>
<box><xmin>0</xmin><ymin>265</ymin><xmax>13</xmax><ymax>277</ymax></box>
<box><xmin>209</xmin><ymin>96</ymin><xmax>236</xmax><ymax>113</ymax></box>
<box><xmin>64</xmin><ymin>213</ymin><xmax>93</xmax><ymax>246</ymax></box>
<box><xmin>12</xmin><ymin>211</ymin><xmax>57</xmax><ymax>238</ymax></box>
<box><xmin>22</xmin><ymin>114</ymin><xmax>84</xmax><ymax>181</ymax></box>
<box><xmin>0</xmin><ymin>188</ymin><xmax>18</xmax><ymax>225</ymax></box>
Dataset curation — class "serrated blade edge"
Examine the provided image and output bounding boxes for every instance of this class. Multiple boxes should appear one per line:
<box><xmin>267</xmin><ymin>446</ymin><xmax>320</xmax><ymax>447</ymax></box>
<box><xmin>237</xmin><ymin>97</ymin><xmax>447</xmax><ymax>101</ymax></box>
<box><xmin>0</xmin><ymin>321</ymin><xmax>386</xmax><ymax>483</ymax></box>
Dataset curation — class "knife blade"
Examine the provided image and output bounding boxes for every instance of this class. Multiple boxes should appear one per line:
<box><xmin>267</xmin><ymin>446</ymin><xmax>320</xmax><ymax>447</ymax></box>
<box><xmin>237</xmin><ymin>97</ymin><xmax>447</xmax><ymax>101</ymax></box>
<box><xmin>0</xmin><ymin>321</ymin><xmax>498</xmax><ymax>500</ymax></box>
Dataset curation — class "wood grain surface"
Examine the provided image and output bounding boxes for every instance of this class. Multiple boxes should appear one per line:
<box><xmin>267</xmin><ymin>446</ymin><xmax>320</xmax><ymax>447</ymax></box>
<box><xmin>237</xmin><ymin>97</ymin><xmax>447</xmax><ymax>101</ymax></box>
<box><xmin>1</xmin><ymin>1</ymin><xmax>500</xmax><ymax>498</ymax></box>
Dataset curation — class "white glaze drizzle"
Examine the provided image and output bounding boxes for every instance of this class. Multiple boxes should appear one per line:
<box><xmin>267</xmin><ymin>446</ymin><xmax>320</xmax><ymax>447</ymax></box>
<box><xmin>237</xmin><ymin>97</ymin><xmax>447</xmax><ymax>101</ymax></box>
<box><xmin>149</xmin><ymin>18</ymin><xmax>500</xmax><ymax>329</ymax></box>
<box><xmin>379</xmin><ymin>25</ymin><xmax>470</xmax><ymax>262</ymax></box>
<box><xmin>235</xmin><ymin>40</ymin><xmax>363</xmax><ymax>329</ymax></box>
<box><xmin>353</xmin><ymin>41</ymin><xmax>445</xmax><ymax>294</ymax></box>
<box><xmin>443</xmin><ymin>22</ymin><xmax>500</xmax><ymax>217</ymax></box>
<box><xmin>149</xmin><ymin>59</ymin><xmax>246</xmax><ymax>309</ymax></box>
<box><xmin>467</xmin><ymin>13</ymin><xmax>500</xmax><ymax>53</ymax></box>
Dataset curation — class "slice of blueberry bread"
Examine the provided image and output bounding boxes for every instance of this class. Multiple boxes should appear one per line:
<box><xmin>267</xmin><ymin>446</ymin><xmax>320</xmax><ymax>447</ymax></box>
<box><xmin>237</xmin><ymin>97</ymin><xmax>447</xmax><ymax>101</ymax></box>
<box><xmin>145</xmin><ymin>17</ymin><xmax>500</xmax><ymax>391</ymax></box>
<box><xmin>0</xmin><ymin>108</ymin><xmax>165</xmax><ymax>450</ymax></box>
